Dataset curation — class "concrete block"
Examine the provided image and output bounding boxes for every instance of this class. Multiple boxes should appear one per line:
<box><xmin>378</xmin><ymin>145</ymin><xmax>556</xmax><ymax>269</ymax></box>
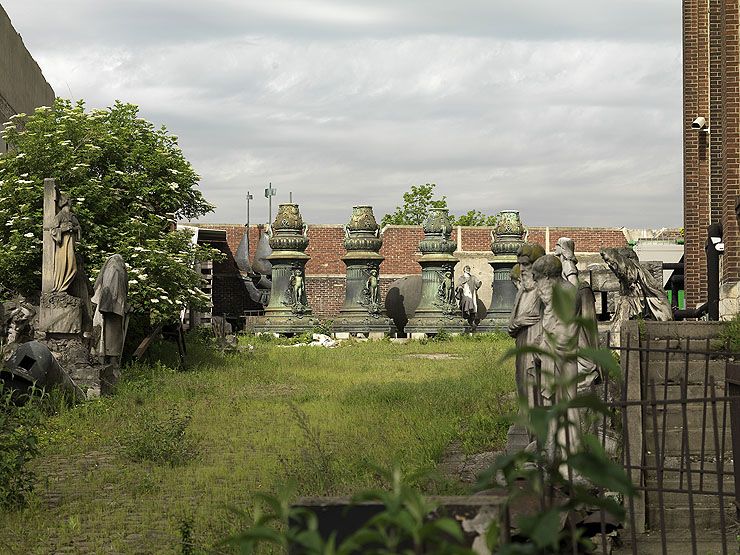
<box><xmin>333</xmin><ymin>332</ymin><xmax>350</xmax><ymax>340</ymax></box>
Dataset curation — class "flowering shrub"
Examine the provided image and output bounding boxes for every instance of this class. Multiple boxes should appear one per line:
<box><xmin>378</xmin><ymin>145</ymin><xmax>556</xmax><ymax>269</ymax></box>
<box><xmin>0</xmin><ymin>99</ymin><xmax>220</xmax><ymax>321</ymax></box>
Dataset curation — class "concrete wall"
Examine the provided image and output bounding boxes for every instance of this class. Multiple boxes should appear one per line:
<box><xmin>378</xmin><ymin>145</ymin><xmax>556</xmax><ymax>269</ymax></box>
<box><xmin>0</xmin><ymin>5</ymin><xmax>55</xmax><ymax>152</ymax></box>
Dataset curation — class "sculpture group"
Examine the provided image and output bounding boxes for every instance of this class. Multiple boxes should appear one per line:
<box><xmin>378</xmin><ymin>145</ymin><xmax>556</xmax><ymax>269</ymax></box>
<box><xmin>1</xmin><ymin>178</ymin><xmax>130</xmax><ymax>398</ymax></box>
<box><xmin>507</xmin><ymin>236</ymin><xmax>673</xmax><ymax>455</ymax></box>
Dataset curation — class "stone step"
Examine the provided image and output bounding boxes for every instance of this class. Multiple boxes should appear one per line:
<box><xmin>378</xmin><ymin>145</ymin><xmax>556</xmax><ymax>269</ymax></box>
<box><xmin>615</xmin><ymin>531</ymin><xmax>729</xmax><ymax>554</ymax></box>
<box><xmin>645</xmin><ymin>405</ymin><xmax>727</xmax><ymax>429</ymax></box>
<box><xmin>644</xmin><ymin>359</ymin><xmax>726</xmax><ymax>384</ymax></box>
<box><xmin>643</xmin><ymin>383</ymin><xmax>726</xmax><ymax>401</ymax></box>
<box><xmin>644</xmin><ymin>487</ymin><xmax>735</xmax><ymax>508</ymax></box>
<box><xmin>644</xmin><ymin>427</ymin><xmax>733</xmax><ymax>456</ymax></box>
<box><xmin>646</xmin><ymin>505</ymin><xmax>735</xmax><ymax>530</ymax></box>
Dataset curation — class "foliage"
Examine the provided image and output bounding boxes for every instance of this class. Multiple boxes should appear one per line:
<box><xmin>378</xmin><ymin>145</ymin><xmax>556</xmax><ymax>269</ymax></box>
<box><xmin>381</xmin><ymin>183</ymin><xmax>448</xmax><ymax>226</ymax></box>
<box><xmin>0</xmin><ymin>336</ymin><xmax>515</xmax><ymax>551</ymax></box>
<box><xmin>719</xmin><ymin>312</ymin><xmax>740</xmax><ymax>353</ymax></box>
<box><xmin>286</xmin><ymin>403</ymin><xmax>337</xmax><ymax>493</ymax></box>
<box><xmin>381</xmin><ymin>183</ymin><xmax>496</xmax><ymax>227</ymax></box>
<box><xmin>117</xmin><ymin>409</ymin><xmax>198</xmax><ymax>466</ymax></box>
<box><xmin>0</xmin><ymin>384</ymin><xmax>45</xmax><ymax>510</ymax></box>
<box><xmin>0</xmin><ymin>99</ymin><xmax>220</xmax><ymax>322</ymax></box>
<box><xmin>221</xmin><ymin>467</ymin><xmax>474</xmax><ymax>554</ymax></box>
<box><xmin>221</xmin><ymin>287</ymin><xmax>634</xmax><ymax>553</ymax></box>
<box><xmin>452</xmin><ymin>210</ymin><xmax>497</xmax><ymax>227</ymax></box>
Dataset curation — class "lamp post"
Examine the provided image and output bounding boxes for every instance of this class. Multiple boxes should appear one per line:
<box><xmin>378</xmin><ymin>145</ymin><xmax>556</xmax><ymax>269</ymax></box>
<box><xmin>265</xmin><ymin>183</ymin><xmax>277</xmax><ymax>224</ymax></box>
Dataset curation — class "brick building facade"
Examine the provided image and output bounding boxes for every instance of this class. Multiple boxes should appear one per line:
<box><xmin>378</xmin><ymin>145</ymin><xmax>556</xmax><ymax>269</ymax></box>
<box><xmin>683</xmin><ymin>0</ymin><xmax>740</xmax><ymax>316</ymax></box>
<box><xmin>200</xmin><ymin>224</ymin><xmax>644</xmax><ymax>320</ymax></box>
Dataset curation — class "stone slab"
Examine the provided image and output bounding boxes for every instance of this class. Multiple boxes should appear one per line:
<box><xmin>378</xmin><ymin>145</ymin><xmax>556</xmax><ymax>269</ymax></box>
<box><xmin>39</xmin><ymin>292</ymin><xmax>82</xmax><ymax>335</ymax></box>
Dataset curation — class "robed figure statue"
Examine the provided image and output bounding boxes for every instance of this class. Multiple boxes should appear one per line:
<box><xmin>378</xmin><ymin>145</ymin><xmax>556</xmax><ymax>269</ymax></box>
<box><xmin>51</xmin><ymin>194</ymin><xmax>81</xmax><ymax>293</ymax></box>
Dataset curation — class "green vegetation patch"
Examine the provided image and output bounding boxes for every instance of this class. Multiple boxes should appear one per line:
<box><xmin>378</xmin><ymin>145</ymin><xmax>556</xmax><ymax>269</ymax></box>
<box><xmin>0</xmin><ymin>334</ymin><xmax>515</xmax><ymax>553</ymax></box>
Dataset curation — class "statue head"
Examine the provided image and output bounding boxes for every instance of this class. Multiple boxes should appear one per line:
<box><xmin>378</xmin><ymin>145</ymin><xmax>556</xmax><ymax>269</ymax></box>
<box><xmin>617</xmin><ymin>247</ymin><xmax>639</xmax><ymax>262</ymax></box>
<box><xmin>532</xmin><ymin>254</ymin><xmax>563</xmax><ymax>304</ymax></box>
<box><xmin>463</xmin><ymin>265</ymin><xmax>471</xmax><ymax>275</ymax></box>
<box><xmin>58</xmin><ymin>194</ymin><xmax>72</xmax><ymax>209</ymax></box>
<box><xmin>370</xmin><ymin>268</ymin><xmax>378</xmax><ymax>276</ymax></box>
<box><xmin>516</xmin><ymin>243</ymin><xmax>546</xmax><ymax>290</ymax></box>
<box><xmin>555</xmin><ymin>237</ymin><xmax>575</xmax><ymax>259</ymax></box>
<box><xmin>510</xmin><ymin>264</ymin><xmax>521</xmax><ymax>289</ymax></box>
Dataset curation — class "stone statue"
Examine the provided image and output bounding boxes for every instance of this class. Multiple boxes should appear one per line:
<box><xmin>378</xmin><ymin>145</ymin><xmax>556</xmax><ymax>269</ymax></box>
<box><xmin>507</xmin><ymin>243</ymin><xmax>546</xmax><ymax>406</ymax></box>
<box><xmin>4</xmin><ymin>295</ymin><xmax>36</xmax><ymax>346</ymax></box>
<box><xmin>600</xmin><ymin>247</ymin><xmax>672</xmax><ymax>346</ymax></box>
<box><xmin>50</xmin><ymin>194</ymin><xmax>81</xmax><ymax>293</ymax></box>
<box><xmin>360</xmin><ymin>265</ymin><xmax>382</xmax><ymax>317</ymax></box>
<box><xmin>286</xmin><ymin>266</ymin><xmax>308</xmax><ymax>313</ymax></box>
<box><xmin>365</xmin><ymin>267</ymin><xmax>380</xmax><ymax>305</ymax></box>
<box><xmin>510</xmin><ymin>264</ymin><xmax>521</xmax><ymax>290</ymax></box>
<box><xmin>436</xmin><ymin>267</ymin><xmax>456</xmax><ymax>310</ymax></box>
<box><xmin>554</xmin><ymin>237</ymin><xmax>599</xmax><ymax>390</ymax></box>
<box><xmin>532</xmin><ymin>254</ymin><xmax>580</xmax><ymax>458</ymax></box>
<box><xmin>456</xmin><ymin>265</ymin><xmax>481</xmax><ymax>327</ymax></box>
<box><xmin>91</xmin><ymin>254</ymin><xmax>129</xmax><ymax>364</ymax></box>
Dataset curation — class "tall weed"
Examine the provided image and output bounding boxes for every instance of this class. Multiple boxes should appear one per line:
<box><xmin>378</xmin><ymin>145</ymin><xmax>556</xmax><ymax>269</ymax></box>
<box><xmin>118</xmin><ymin>409</ymin><xmax>198</xmax><ymax>467</ymax></box>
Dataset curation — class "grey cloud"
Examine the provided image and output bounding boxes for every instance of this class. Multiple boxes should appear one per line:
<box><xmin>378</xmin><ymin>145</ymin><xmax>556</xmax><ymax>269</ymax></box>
<box><xmin>1</xmin><ymin>2</ymin><xmax>683</xmax><ymax>228</ymax></box>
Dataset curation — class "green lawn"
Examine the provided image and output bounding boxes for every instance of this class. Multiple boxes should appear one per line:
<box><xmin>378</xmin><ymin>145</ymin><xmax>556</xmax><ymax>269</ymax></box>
<box><xmin>0</xmin><ymin>334</ymin><xmax>516</xmax><ymax>554</ymax></box>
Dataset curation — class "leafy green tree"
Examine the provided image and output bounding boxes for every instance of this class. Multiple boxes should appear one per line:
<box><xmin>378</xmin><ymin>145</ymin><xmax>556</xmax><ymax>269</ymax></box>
<box><xmin>382</xmin><ymin>183</ymin><xmax>496</xmax><ymax>227</ymax></box>
<box><xmin>451</xmin><ymin>210</ymin><xmax>497</xmax><ymax>227</ymax></box>
<box><xmin>0</xmin><ymin>99</ymin><xmax>219</xmax><ymax>322</ymax></box>
<box><xmin>381</xmin><ymin>183</ymin><xmax>448</xmax><ymax>226</ymax></box>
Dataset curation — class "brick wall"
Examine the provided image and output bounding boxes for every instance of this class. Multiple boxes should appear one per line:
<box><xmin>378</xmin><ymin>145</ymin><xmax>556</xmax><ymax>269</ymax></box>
<box><xmin>684</xmin><ymin>0</ymin><xmax>712</xmax><ymax>309</ymax></box>
<box><xmin>685</xmin><ymin>0</ymin><xmax>740</xmax><ymax>315</ymax></box>
<box><xmin>720</xmin><ymin>0</ymin><xmax>740</xmax><ymax>290</ymax></box>
<box><xmin>199</xmin><ymin>223</ymin><xmax>640</xmax><ymax>318</ymax></box>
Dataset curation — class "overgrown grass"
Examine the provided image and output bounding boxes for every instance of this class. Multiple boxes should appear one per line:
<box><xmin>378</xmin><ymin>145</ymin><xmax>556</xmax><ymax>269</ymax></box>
<box><xmin>0</xmin><ymin>333</ymin><xmax>515</xmax><ymax>553</ymax></box>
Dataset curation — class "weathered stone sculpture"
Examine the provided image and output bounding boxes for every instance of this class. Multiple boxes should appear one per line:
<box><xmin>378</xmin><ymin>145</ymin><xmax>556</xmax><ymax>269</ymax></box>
<box><xmin>600</xmin><ymin>247</ymin><xmax>672</xmax><ymax>346</ymax></box>
<box><xmin>5</xmin><ymin>296</ymin><xmax>36</xmax><ymax>346</ymax></box>
<box><xmin>253</xmin><ymin>204</ymin><xmax>316</xmax><ymax>335</ymax></box>
<box><xmin>91</xmin><ymin>254</ymin><xmax>129</xmax><ymax>365</ymax></box>
<box><xmin>456</xmin><ymin>265</ymin><xmax>482</xmax><ymax>328</ymax></box>
<box><xmin>39</xmin><ymin>178</ymin><xmax>84</xmax><ymax>336</ymax></box>
<box><xmin>335</xmin><ymin>206</ymin><xmax>391</xmax><ymax>337</ymax></box>
<box><xmin>51</xmin><ymin>194</ymin><xmax>81</xmax><ymax>293</ymax></box>
<box><xmin>554</xmin><ymin>237</ymin><xmax>599</xmax><ymax>389</ymax></box>
<box><xmin>405</xmin><ymin>208</ymin><xmax>466</xmax><ymax>336</ymax></box>
<box><xmin>479</xmin><ymin>210</ymin><xmax>526</xmax><ymax>331</ymax></box>
<box><xmin>532</xmin><ymin>254</ymin><xmax>580</xmax><ymax>457</ymax></box>
<box><xmin>507</xmin><ymin>243</ymin><xmax>546</xmax><ymax>406</ymax></box>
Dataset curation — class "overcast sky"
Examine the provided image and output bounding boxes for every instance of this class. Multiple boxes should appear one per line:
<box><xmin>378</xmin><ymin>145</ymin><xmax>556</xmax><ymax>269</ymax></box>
<box><xmin>3</xmin><ymin>1</ymin><xmax>682</xmax><ymax>228</ymax></box>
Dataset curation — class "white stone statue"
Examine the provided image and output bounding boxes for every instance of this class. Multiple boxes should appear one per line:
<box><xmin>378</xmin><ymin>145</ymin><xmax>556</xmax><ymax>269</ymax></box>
<box><xmin>507</xmin><ymin>243</ymin><xmax>546</xmax><ymax>406</ymax></box>
<box><xmin>456</xmin><ymin>265</ymin><xmax>481</xmax><ymax>327</ymax></box>
<box><xmin>91</xmin><ymin>255</ymin><xmax>129</xmax><ymax>363</ymax></box>
<box><xmin>554</xmin><ymin>237</ymin><xmax>599</xmax><ymax>390</ymax></box>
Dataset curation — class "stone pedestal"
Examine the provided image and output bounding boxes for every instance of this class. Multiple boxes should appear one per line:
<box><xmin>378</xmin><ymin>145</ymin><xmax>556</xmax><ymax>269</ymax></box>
<box><xmin>334</xmin><ymin>206</ymin><xmax>392</xmax><ymax>336</ymax></box>
<box><xmin>478</xmin><ymin>210</ymin><xmax>525</xmax><ymax>332</ymax></box>
<box><xmin>405</xmin><ymin>208</ymin><xmax>466</xmax><ymax>335</ymax></box>
<box><xmin>39</xmin><ymin>292</ymin><xmax>82</xmax><ymax>334</ymax></box>
<box><xmin>253</xmin><ymin>204</ymin><xmax>318</xmax><ymax>335</ymax></box>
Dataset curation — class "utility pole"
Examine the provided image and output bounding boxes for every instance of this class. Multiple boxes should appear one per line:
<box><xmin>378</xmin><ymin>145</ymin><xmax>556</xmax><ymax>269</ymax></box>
<box><xmin>245</xmin><ymin>190</ymin><xmax>254</xmax><ymax>257</ymax></box>
<box><xmin>264</xmin><ymin>182</ymin><xmax>277</xmax><ymax>224</ymax></box>
<box><xmin>289</xmin><ymin>191</ymin><xmax>293</xmax><ymax>203</ymax></box>
<box><xmin>246</xmin><ymin>191</ymin><xmax>253</xmax><ymax>228</ymax></box>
